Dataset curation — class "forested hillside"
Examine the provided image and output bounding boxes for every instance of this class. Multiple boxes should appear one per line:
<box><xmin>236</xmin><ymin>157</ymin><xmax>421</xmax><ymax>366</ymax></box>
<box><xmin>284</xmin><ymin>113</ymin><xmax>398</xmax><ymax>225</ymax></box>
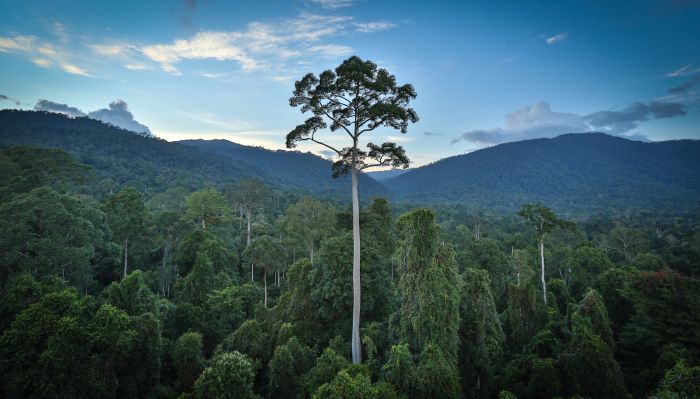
<box><xmin>385</xmin><ymin>133</ymin><xmax>700</xmax><ymax>213</ymax></box>
<box><xmin>179</xmin><ymin>139</ymin><xmax>387</xmax><ymax>199</ymax></box>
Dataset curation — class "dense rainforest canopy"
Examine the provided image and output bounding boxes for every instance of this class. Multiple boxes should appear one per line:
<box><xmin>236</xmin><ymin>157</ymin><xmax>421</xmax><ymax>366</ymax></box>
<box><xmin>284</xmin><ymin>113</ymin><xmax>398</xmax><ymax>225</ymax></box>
<box><xmin>0</xmin><ymin>139</ymin><xmax>698</xmax><ymax>398</ymax></box>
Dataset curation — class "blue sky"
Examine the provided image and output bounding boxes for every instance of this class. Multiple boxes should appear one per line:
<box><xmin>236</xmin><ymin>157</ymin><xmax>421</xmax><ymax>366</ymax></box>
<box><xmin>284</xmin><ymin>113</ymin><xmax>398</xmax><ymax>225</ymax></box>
<box><xmin>1</xmin><ymin>0</ymin><xmax>699</xmax><ymax>166</ymax></box>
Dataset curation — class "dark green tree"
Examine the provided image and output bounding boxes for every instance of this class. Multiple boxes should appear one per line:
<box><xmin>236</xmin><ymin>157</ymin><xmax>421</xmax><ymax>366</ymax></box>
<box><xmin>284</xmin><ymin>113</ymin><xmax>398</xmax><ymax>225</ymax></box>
<box><xmin>172</xmin><ymin>331</ymin><xmax>205</xmax><ymax>393</ymax></box>
<box><xmin>287</xmin><ymin>55</ymin><xmax>418</xmax><ymax>363</ymax></box>
<box><xmin>103</xmin><ymin>188</ymin><xmax>150</xmax><ymax>278</ymax></box>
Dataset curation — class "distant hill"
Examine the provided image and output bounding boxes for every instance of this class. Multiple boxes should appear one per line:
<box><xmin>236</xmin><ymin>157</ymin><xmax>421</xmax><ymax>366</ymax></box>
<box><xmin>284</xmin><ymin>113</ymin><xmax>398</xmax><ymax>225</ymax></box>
<box><xmin>0</xmin><ymin>110</ymin><xmax>386</xmax><ymax>200</ymax></box>
<box><xmin>383</xmin><ymin>133</ymin><xmax>700</xmax><ymax>213</ymax></box>
<box><xmin>178</xmin><ymin>139</ymin><xmax>387</xmax><ymax>199</ymax></box>
<box><xmin>367</xmin><ymin>169</ymin><xmax>411</xmax><ymax>182</ymax></box>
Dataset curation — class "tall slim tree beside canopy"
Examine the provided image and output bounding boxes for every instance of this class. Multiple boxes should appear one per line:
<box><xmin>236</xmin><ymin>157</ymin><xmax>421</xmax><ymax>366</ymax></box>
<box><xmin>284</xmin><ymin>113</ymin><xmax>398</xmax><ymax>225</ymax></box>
<box><xmin>517</xmin><ymin>203</ymin><xmax>572</xmax><ymax>305</ymax></box>
<box><xmin>103</xmin><ymin>187</ymin><xmax>150</xmax><ymax>278</ymax></box>
<box><xmin>286</xmin><ymin>55</ymin><xmax>418</xmax><ymax>363</ymax></box>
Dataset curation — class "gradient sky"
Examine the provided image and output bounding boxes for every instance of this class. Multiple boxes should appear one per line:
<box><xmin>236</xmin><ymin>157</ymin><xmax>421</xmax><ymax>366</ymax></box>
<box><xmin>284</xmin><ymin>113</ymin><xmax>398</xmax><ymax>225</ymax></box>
<box><xmin>1</xmin><ymin>0</ymin><xmax>699</xmax><ymax>166</ymax></box>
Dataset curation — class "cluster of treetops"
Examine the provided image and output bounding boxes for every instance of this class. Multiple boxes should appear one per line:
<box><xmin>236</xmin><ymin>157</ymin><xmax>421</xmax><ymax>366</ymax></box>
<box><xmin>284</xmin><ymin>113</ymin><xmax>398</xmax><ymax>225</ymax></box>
<box><xmin>0</xmin><ymin>146</ymin><xmax>699</xmax><ymax>399</ymax></box>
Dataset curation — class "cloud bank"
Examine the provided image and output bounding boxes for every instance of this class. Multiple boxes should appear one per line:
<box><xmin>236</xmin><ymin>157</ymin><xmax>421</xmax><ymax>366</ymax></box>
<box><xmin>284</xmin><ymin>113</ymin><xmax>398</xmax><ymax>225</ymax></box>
<box><xmin>452</xmin><ymin>100</ymin><xmax>687</xmax><ymax>146</ymax></box>
<box><xmin>88</xmin><ymin>100</ymin><xmax>152</xmax><ymax>136</ymax></box>
<box><xmin>34</xmin><ymin>99</ymin><xmax>153</xmax><ymax>136</ymax></box>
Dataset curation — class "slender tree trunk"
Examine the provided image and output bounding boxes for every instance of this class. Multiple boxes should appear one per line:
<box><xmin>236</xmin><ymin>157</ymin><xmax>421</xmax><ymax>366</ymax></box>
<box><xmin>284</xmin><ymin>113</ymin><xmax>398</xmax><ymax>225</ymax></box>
<box><xmin>251</xmin><ymin>262</ymin><xmax>254</xmax><ymax>282</ymax></box>
<box><xmin>123</xmin><ymin>238</ymin><xmax>128</xmax><ymax>278</ymax></box>
<box><xmin>351</xmin><ymin>167</ymin><xmax>362</xmax><ymax>364</ymax></box>
<box><xmin>310</xmin><ymin>243</ymin><xmax>314</xmax><ymax>265</ymax></box>
<box><xmin>246</xmin><ymin>208</ymin><xmax>252</xmax><ymax>246</ymax></box>
<box><xmin>540</xmin><ymin>238</ymin><xmax>547</xmax><ymax>305</ymax></box>
<box><xmin>264</xmin><ymin>269</ymin><xmax>268</xmax><ymax>308</ymax></box>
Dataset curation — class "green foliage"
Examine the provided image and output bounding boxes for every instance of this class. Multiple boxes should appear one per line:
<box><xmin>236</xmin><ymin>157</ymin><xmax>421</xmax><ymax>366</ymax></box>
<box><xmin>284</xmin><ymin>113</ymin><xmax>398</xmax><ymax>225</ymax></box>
<box><xmin>282</xmin><ymin>196</ymin><xmax>336</xmax><ymax>262</ymax></box>
<box><xmin>203</xmin><ymin>285</ymin><xmax>245</xmax><ymax>352</ymax></box>
<box><xmin>457</xmin><ymin>238</ymin><xmax>510</xmax><ymax>303</ymax></box>
<box><xmin>504</xmin><ymin>283</ymin><xmax>545</xmax><ymax>351</ymax></box>
<box><xmin>312</xmin><ymin>364</ymin><xmax>380</xmax><ymax>399</ymax></box>
<box><xmin>564</xmin><ymin>246</ymin><xmax>614</xmax><ymax>299</ymax></box>
<box><xmin>194</xmin><ymin>351</ymin><xmax>259</xmax><ymax>399</ymax></box>
<box><xmin>381</xmin><ymin>343</ymin><xmax>415</xmax><ymax>397</ymax></box>
<box><xmin>459</xmin><ymin>268</ymin><xmax>505</xmax><ymax>398</ymax></box>
<box><xmin>175</xmin><ymin>252</ymin><xmax>230</xmax><ymax>306</ymax></box>
<box><xmin>104</xmin><ymin>269</ymin><xmax>157</xmax><ymax>316</ymax></box>
<box><xmin>0</xmin><ymin>289</ymin><xmax>144</xmax><ymax>398</ymax></box>
<box><xmin>303</xmin><ymin>348</ymin><xmax>351</xmax><ymax>397</ymax></box>
<box><xmin>651</xmin><ymin>360</ymin><xmax>700</xmax><ymax>399</ymax></box>
<box><xmin>0</xmin><ymin>187</ymin><xmax>116</xmax><ymax>290</ymax></box>
<box><xmin>102</xmin><ymin>187</ymin><xmax>151</xmax><ymax>274</ymax></box>
<box><xmin>395</xmin><ymin>208</ymin><xmax>461</xmax><ymax>361</ymax></box>
<box><xmin>172</xmin><ymin>331</ymin><xmax>205</xmax><ymax>392</ymax></box>
<box><xmin>394</xmin><ymin>208</ymin><xmax>462</xmax><ymax>398</ymax></box>
<box><xmin>0</xmin><ymin>147</ymin><xmax>91</xmax><ymax>199</ymax></box>
<box><xmin>575</xmin><ymin>289</ymin><xmax>615</xmax><ymax>351</ymax></box>
<box><xmin>269</xmin><ymin>337</ymin><xmax>316</xmax><ymax>399</ymax></box>
<box><xmin>310</xmin><ymin>232</ymin><xmax>391</xmax><ymax>341</ymax></box>
<box><xmin>174</xmin><ymin>228</ymin><xmax>238</xmax><ymax>277</ymax></box>
<box><xmin>559</xmin><ymin>317</ymin><xmax>628</xmax><ymax>399</ymax></box>
<box><xmin>184</xmin><ymin>188</ymin><xmax>230</xmax><ymax>230</ymax></box>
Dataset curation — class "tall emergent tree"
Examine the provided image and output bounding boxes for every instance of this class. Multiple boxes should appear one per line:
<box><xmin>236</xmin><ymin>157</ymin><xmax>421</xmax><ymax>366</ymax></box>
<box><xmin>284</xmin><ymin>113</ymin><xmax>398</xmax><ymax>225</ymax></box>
<box><xmin>517</xmin><ymin>203</ymin><xmax>572</xmax><ymax>305</ymax></box>
<box><xmin>286</xmin><ymin>55</ymin><xmax>418</xmax><ymax>363</ymax></box>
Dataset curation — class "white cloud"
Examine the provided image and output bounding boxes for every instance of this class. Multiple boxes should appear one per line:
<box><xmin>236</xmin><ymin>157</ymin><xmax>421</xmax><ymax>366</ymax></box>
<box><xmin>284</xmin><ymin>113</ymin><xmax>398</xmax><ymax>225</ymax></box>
<box><xmin>32</xmin><ymin>58</ymin><xmax>52</xmax><ymax>68</ymax></box>
<box><xmin>89</xmin><ymin>43</ymin><xmax>132</xmax><ymax>56</ymax></box>
<box><xmin>142</xmin><ymin>31</ymin><xmax>257</xmax><ymax>73</ymax></box>
<box><xmin>307</xmin><ymin>44</ymin><xmax>353</xmax><ymax>58</ymax></box>
<box><xmin>124</xmin><ymin>62</ymin><xmax>152</xmax><ymax>70</ymax></box>
<box><xmin>387</xmin><ymin>135</ymin><xmax>416</xmax><ymax>143</ymax></box>
<box><xmin>354</xmin><ymin>21</ymin><xmax>397</xmax><ymax>33</ymax></box>
<box><xmin>545</xmin><ymin>32</ymin><xmax>567</xmax><ymax>44</ymax></box>
<box><xmin>0</xmin><ymin>35</ymin><xmax>35</xmax><ymax>52</ymax></box>
<box><xmin>60</xmin><ymin>63</ymin><xmax>93</xmax><ymax>77</ymax></box>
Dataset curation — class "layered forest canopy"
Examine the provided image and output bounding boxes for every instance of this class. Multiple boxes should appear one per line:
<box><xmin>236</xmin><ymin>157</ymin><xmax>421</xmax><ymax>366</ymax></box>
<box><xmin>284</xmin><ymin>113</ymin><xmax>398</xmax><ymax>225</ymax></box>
<box><xmin>0</xmin><ymin>111</ymin><xmax>699</xmax><ymax>399</ymax></box>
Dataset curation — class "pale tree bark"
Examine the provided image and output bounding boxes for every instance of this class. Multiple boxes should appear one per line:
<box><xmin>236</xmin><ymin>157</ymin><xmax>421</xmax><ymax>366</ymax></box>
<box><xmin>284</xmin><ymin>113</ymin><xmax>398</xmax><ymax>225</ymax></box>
<box><xmin>246</xmin><ymin>208</ymin><xmax>252</xmax><ymax>246</ymax></box>
<box><xmin>264</xmin><ymin>268</ymin><xmax>268</xmax><ymax>308</ymax></box>
<box><xmin>351</xmin><ymin>166</ymin><xmax>362</xmax><ymax>364</ymax></box>
<box><xmin>539</xmin><ymin>238</ymin><xmax>547</xmax><ymax>306</ymax></box>
<box><xmin>310</xmin><ymin>243</ymin><xmax>315</xmax><ymax>265</ymax></box>
<box><xmin>251</xmin><ymin>262</ymin><xmax>254</xmax><ymax>282</ymax></box>
<box><xmin>123</xmin><ymin>238</ymin><xmax>128</xmax><ymax>278</ymax></box>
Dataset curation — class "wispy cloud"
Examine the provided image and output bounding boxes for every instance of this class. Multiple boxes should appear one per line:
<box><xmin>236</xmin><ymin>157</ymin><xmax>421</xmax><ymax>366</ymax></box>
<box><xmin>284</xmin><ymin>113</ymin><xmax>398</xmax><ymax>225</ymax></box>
<box><xmin>0</xmin><ymin>31</ymin><xmax>93</xmax><ymax>77</ymax></box>
<box><xmin>142</xmin><ymin>31</ymin><xmax>257</xmax><ymax>73</ymax></box>
<box><xmin>139</xmin><ymin>12</ymin><xmax>391</xmax><ymax>76</ymax></box>
<box><xmin>60</xmin><ymin>63</ymin><xmax>92</xmax><ymax>77</ymax></box>
<box><xmin>545</xmin><ymin>32</ymin><xmax>567</xmax><ymax>45</ymax></box>
<box><xmin>354</xmin><ymin>21</ymin><xmax>397</xmax><ymax>33</ymax></box>
<box><xmin>665</xmin><ymin>65</ymin><xmax>700</xmax><ymax>77</ymax></box>
<box><xmin>452</xmin><ymin>100</ymin><xmax>687</xmax><ymax>146</ymax></box>
<box><xmin>308</xmin><ymin>0</ymin><xmax>355</xmax><ymax>9</ymax></box>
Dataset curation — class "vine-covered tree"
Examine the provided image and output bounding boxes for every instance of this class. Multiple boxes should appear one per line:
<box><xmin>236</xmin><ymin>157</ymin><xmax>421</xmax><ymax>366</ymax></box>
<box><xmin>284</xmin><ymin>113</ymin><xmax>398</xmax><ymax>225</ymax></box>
<box><xmin>286</xmin><ymin>55</ymin><xmax>418</xmax><ymax>363</ymax></box>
